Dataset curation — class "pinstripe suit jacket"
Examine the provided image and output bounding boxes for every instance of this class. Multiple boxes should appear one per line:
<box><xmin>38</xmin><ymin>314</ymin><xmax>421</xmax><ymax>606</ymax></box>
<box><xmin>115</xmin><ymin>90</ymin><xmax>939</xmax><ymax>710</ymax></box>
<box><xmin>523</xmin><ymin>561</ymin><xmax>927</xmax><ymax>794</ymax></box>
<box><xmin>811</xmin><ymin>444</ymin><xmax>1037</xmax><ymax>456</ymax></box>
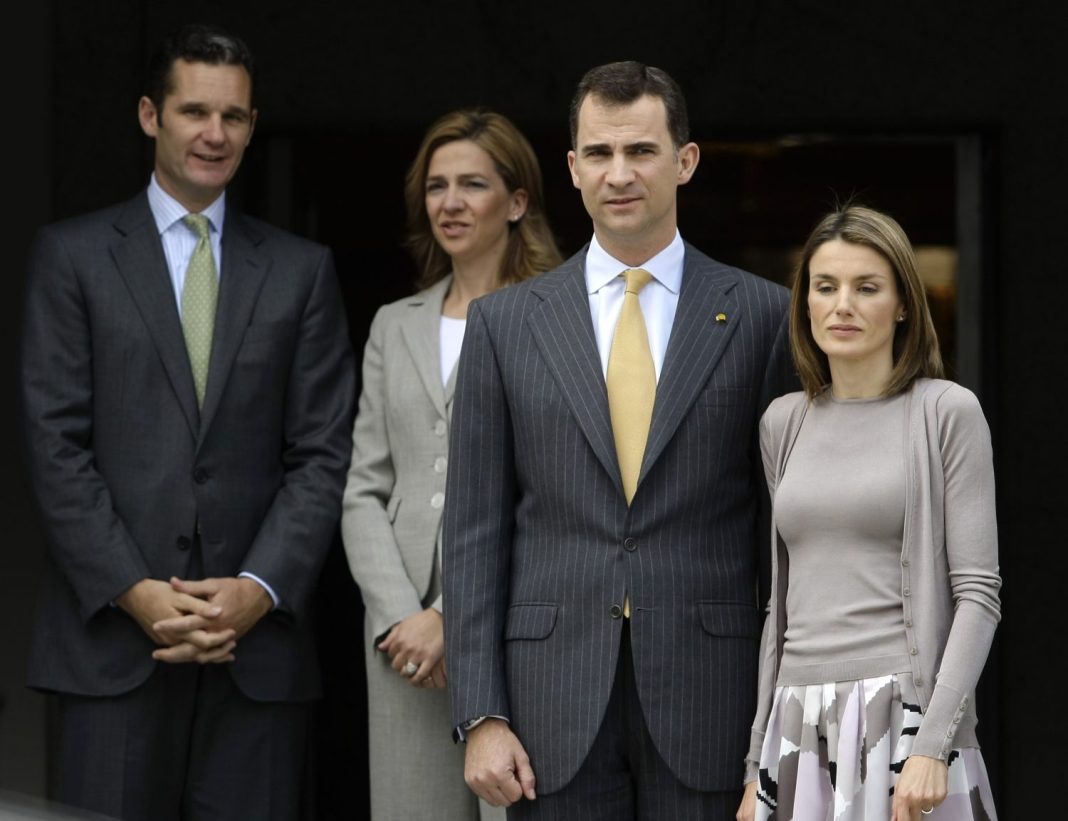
<box><xmin>443</xmin><ymin>243</ymin><xmax>796</xmax><ymax>792</ymax></box>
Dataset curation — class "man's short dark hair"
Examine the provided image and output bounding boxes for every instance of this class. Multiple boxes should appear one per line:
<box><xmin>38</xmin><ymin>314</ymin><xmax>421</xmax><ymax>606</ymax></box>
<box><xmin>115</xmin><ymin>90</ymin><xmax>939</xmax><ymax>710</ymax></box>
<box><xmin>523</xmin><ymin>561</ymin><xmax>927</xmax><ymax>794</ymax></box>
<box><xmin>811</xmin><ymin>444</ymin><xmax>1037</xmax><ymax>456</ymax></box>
<box><xmin>569</xmin><ymin>61</ymin><xmax>689</xmax><ymax>149</ymax></box>
<box><xmin>145</xmin><ymin>24</ymin><xmax>255</xmax><ymax>120</ymax></box>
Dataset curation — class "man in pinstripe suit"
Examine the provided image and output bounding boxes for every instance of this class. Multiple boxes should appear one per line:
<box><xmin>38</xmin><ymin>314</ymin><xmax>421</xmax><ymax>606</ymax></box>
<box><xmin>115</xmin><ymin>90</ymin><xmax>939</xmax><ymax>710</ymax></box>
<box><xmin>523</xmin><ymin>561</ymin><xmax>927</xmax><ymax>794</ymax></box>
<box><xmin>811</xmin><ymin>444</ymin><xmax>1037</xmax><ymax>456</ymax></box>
<box><xmin>443</xmin><ymin>61</ymin><xmax>796</xmax><ymax>819</ymax></box>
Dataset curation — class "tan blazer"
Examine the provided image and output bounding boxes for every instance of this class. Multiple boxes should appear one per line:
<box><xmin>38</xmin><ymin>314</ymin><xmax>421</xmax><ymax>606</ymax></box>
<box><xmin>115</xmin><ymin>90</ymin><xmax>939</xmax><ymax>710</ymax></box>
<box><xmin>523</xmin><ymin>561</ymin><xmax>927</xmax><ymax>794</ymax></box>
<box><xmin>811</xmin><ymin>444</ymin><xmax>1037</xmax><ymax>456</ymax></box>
<box><xmin>342</xmin><ymin>275</ymin><xmax>457</xmax><ymax>641</ymax></box>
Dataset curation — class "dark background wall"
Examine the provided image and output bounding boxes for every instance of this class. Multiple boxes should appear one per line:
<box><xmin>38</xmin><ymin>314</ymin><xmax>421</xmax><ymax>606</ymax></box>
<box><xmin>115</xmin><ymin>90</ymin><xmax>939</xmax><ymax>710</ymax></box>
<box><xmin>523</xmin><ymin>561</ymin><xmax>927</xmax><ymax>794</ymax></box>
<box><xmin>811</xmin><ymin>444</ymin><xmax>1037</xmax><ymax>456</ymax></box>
<box><xmin>5</xmin><ymin>2</ymin><xmax>1065</xmax><ymax>817</ymax></box>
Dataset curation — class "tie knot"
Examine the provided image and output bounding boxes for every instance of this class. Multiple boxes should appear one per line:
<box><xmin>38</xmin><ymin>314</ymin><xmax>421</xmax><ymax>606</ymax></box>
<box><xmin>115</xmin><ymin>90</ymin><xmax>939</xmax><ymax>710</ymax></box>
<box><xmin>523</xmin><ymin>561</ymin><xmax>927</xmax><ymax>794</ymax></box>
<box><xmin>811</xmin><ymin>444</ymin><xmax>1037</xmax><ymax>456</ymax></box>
<box><xmin>623</xmin><ymin>268</ymin><xmax>653</xmax><ymax>295</ymax></box>
<box><xmin>183</xmin><ymin>213</ymin><xmax>211</xmax><ymax>241</ymax></box>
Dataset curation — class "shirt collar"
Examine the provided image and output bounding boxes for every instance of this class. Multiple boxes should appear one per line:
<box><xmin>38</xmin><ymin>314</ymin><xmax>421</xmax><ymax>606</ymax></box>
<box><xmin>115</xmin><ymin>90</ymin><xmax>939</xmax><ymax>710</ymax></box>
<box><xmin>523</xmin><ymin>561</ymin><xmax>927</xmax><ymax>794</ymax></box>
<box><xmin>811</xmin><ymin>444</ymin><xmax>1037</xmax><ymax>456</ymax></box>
<box><xmin>147</xmin><ymin>174</ymin><xmax>227</xmax><ymax>237</ymax></box>
<box><xmin>585</xmin><ymin>230</ymin><xmax>685</xmax><ymax>295</ymax></box>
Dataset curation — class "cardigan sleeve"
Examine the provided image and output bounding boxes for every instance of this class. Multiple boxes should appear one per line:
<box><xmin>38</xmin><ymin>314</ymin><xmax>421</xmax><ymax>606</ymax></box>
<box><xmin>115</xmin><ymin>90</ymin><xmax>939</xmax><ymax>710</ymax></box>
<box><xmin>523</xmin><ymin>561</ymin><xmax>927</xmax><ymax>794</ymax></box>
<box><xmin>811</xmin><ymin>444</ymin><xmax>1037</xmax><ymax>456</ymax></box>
<box><xmin>912</xmin><ymin>385</ymin><xmax>1002</xmax><ymax>759</ymax></box>
<box><xmin>744</xmin><ymin>403</ymin><xmax>791</xmax><ymax>782</ymax></box>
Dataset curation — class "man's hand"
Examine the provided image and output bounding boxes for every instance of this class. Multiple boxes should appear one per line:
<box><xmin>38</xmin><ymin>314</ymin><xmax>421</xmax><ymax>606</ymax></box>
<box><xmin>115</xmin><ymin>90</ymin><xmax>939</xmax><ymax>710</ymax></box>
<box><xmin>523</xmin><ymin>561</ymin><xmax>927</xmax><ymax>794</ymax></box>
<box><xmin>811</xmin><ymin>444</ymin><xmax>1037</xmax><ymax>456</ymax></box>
<box><xmin>377</xmin><ymin>608</ymin><xmax>444</xmax><ymax>687</ymax></box>
<box><xmin>464</xmin><ymin>719</ymin><xmax>536</xmax><ymax>807</ymax></box>
<box><xmin>150</xmin><ymin>576</ymin><xmax>272</xmax><ymax>663</ymax></box>
<box><xmin>891</xmin><ymin>754</ymin><xmax>947</xmax><ymax>820</ymax></box>
<box><xmin>115</xmin><ymin>578</ymin><xmax>236</xmax><ymax>663</ymax></box>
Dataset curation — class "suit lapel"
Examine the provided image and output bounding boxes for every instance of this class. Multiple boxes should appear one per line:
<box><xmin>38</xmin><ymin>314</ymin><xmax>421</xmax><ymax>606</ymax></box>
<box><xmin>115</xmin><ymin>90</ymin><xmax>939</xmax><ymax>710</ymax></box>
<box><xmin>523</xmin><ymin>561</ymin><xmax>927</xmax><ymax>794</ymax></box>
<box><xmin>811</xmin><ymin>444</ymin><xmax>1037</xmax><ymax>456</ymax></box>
<box><xmin>110</xmin><ymin>194</ymin><xmax>199</xmax><ymax>440</ymax></box>
<box><xmin>527</xmin><ymin>252</ymin><xmax>622</xmax><ymax>495</ymax></box>
<box><xmin>639</xmin><ymin>247</ymin><xmax>740</xmax><ymax>486</ymax></box>
<box><xmin>399</xmin><ymin>276</ymin><xmax>451</xmax><ymax>420</ymax></box>
<box><xmin>197</xmin><ymin>209</ymin><xmax>270</xmax><ymax>441</ymax></box>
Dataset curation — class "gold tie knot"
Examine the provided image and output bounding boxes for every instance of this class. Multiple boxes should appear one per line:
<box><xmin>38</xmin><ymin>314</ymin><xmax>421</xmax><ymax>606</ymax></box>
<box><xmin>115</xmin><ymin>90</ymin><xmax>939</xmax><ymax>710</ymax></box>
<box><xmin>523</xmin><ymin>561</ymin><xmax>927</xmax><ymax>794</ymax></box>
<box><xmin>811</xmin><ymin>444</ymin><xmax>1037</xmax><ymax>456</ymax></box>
<box><xmin>623</xmin><ymin>267</ymin><xmax>653</xmax><ymax>295</ymax></box>
<box><xmin>182</xmin><ymin>212</ymin><xmax>211</xmax><ymax>241</ymax></box>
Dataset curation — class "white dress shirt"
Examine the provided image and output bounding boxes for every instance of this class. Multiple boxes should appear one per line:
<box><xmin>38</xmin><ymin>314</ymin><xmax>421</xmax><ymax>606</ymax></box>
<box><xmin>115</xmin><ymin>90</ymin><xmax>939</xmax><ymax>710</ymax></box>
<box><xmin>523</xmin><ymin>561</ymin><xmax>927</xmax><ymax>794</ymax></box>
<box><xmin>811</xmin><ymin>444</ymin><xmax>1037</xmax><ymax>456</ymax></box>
<box><xmin>147</xmin><ymin>174</ymin><xmax>226</xmax><ymax>317</ymax></box>
<box><xmin>584</xmin><ymin>230</ymin><xmax>685</xmax><ymax>382</ymax></box>
<box><xmin>439</xmin><ymin>316</ymin><xmax>467</xmax><ymax>387</ymax></box>
<box><xmin>145</xmin><ymin>176</ymin><xmax>279</xmax><ymax>609</ymax></box>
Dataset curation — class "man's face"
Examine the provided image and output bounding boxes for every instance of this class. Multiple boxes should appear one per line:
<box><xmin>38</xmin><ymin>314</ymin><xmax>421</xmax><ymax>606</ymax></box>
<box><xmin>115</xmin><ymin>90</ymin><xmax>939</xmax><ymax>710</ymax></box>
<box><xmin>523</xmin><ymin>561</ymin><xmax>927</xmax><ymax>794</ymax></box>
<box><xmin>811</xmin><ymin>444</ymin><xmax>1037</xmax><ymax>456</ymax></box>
<box><xmin>138</xmin><ymin>59</ymin><xmax>257</xmax><ymax>212</ymax></box>
<box><xmin>567</xmin><ymin>93</ymin><xmax>698</xmax><ymax>262</ymax></box>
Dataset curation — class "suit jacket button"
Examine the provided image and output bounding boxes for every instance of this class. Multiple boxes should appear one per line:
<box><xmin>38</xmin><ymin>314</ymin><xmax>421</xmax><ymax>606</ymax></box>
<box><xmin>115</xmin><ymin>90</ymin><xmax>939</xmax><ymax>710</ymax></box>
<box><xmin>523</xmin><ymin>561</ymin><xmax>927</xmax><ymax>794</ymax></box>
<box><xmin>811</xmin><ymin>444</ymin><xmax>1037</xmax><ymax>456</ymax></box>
<box><xmin>176</xmin><ymin>536</ymin><xmax>191</xmax><ymax>551</ymax></box>
<box><xmin>609</xmin><ymin>604</ymin><xmax>623</xmax><ymax>619</ymax></box>
<box><xmin>430</xmin><ymin>492</ymin><xmax>445</xmax><ymax>509</ymax></box>
<box><xmin>434</xmin><ymin>420</ymin><xmax>447</xmax><ymax>436</ymax></box>
<box><xmin>623</xmin><ymin>538</ymin><xmax>637</xmax><ymax>552</ymax></box>
<box><xmin>193</xmin><ymin>468</ymin><xmax>209</xmax><ymax>484</ymax></box>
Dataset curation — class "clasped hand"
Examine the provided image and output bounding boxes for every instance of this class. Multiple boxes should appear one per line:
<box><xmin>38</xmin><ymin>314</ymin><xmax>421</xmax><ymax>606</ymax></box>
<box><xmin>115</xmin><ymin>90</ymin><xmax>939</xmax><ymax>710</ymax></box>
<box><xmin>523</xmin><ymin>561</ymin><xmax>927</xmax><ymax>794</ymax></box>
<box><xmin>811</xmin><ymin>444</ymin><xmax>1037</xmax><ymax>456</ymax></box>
<box><xmin>378</xmin><ymin>608</ymin><xmax>447</xmax><ymax>688</ymax></box>
<box><xmin>116</xmin><ymin>576</ymin><xmax>272</xmax><ymax>664</ymax></box>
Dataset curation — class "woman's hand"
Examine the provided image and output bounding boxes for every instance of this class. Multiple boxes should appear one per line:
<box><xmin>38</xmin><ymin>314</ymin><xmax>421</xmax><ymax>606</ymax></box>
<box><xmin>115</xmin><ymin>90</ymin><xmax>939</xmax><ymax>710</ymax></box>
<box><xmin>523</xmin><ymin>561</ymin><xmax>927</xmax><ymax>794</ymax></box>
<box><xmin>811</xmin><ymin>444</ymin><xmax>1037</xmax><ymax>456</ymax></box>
<box><xmin>891</xmin><ymin>754</ymin><xmax>948</xmax><ymax>820</ymax></box>
<box><xmin>378</xmin><ymin>607</ymin><xmax>445</xmax><ymax>687</ymax></box>
<box><xmin>736</xmin><ymin>780</ymin><xmax>757</xmax><ymax>821</ymax></box>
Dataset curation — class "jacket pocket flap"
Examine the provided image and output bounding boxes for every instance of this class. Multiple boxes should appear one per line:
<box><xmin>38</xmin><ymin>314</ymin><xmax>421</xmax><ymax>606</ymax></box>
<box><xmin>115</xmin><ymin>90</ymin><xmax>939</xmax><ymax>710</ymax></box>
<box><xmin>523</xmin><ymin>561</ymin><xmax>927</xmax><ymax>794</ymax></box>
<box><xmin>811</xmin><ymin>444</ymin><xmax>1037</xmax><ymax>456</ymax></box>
<box><xmin>504</xmin><ymin>603</ymin><xmax>558</xmax><ymax>641</ymax></box>
<box><xmin>698</xmin><ymin>601</ymin><xmax>760</xmax><ymax>638</ymax></box>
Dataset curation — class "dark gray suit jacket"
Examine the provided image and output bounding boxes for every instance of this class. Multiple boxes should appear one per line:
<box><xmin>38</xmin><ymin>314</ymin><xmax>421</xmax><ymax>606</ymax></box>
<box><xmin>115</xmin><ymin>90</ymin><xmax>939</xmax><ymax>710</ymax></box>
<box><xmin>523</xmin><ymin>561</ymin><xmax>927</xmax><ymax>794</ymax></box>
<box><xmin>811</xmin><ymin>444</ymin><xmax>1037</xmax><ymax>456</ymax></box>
<box><xmin>19</xmin><ymin>191</ymin><xmax>355</xmax><ymax>702</ymax></box>
<box><xmin>443</xmin><ymin>244</ymin><xmax>795</xmax><ymax>792</ymax></box>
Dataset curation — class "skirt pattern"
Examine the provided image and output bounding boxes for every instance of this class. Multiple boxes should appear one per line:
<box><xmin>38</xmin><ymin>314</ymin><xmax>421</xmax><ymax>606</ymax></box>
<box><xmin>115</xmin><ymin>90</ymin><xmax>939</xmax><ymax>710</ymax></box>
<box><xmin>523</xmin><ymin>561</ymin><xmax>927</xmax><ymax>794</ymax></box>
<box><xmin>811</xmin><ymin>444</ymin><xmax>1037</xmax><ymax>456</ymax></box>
<box><xmin>754</xmin><ymin>675</ymin><xmax>997</xmax><ymax>820</ymax></box>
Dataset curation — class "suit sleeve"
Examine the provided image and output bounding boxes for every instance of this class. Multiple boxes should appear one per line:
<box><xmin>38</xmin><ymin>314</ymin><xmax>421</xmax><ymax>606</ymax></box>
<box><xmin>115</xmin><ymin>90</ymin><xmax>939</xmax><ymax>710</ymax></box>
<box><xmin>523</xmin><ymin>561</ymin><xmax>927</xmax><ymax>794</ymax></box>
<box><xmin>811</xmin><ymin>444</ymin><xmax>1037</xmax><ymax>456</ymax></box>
<box><xmin>19</xmin><ymin>226</ymin><xmax>151</xmax><ymax>620</ymax></box>
<box><xmin>442</xmin><ymin>299</ymin><xmax>516</xmax><ymax>729</ymax></box>
<box><xmin>239</xmin><ymin>247</ymin><xmax>356</xmax><ymax>617</ymax></box>
<box><xmin>340</xmin><ymin>307</ymin><xmax>424</xmax><ymax>642</ymax></box>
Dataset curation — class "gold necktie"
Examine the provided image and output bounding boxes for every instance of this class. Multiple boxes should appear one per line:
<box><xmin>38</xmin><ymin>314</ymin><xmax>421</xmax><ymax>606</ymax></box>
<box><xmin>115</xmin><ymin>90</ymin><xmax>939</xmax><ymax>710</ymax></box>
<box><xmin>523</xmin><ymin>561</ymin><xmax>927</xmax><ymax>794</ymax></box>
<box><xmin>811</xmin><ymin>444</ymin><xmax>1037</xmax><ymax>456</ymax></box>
<box><xmin>181</xmin><ymin>214</ymin><xmax>219</xmax><ymax>408</ymax></box>
<box><xmin>606</xmin><ymin>268</ymin><xmax>656</xmax><ymax>506</ymax></box>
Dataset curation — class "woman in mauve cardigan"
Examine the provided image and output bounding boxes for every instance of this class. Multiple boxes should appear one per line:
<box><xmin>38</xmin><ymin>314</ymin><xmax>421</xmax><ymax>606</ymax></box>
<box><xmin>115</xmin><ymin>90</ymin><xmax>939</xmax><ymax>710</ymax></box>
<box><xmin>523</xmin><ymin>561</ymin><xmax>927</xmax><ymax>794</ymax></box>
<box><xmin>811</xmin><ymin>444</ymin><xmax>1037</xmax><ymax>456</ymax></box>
<box><xmin>738</xmin><ymin>206</ymin><xmax>1000</xmax><ymax>821</ymax></box>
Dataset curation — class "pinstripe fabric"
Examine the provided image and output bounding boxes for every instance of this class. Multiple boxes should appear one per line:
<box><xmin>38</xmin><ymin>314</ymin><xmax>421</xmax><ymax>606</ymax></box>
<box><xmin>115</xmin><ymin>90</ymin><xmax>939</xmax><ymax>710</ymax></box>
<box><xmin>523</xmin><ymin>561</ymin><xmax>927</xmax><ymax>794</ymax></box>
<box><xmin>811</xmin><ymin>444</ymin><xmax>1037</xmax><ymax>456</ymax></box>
<box><xmin>444</xmin><ymin>243</ymin><xmax>796</xmax><ymax>794</ymax></box>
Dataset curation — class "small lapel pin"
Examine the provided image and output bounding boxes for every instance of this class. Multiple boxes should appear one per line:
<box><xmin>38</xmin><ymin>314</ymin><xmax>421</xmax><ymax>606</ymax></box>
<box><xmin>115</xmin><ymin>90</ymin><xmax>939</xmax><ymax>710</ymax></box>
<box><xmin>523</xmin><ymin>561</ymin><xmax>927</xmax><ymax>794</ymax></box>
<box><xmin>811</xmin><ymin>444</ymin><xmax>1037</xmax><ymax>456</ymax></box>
<box><xmin>715</xmin><ymin>312</ymin><xmax>727</xmax><ymax>323</ymax></box>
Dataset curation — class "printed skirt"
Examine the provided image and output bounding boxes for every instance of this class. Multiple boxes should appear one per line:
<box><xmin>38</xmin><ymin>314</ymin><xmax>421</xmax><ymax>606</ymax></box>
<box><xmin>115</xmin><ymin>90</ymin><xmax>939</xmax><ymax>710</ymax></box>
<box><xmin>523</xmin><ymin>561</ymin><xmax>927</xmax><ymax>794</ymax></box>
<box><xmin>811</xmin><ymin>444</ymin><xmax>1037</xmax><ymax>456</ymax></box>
<box><xmin>754</xmin><ymin>674</ymin><xmax>998</xmax><ymax>820</ymax></box>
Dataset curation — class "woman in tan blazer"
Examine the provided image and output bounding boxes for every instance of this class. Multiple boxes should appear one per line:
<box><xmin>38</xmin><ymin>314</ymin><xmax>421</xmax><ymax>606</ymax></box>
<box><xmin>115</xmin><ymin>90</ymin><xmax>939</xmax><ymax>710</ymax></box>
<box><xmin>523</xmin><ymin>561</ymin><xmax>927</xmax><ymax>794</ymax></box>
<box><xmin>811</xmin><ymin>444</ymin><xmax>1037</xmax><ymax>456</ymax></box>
<box><xmin>341</xmin><ymin>109</ymin><xmax>561</xmax><ymax>820</ymax></box>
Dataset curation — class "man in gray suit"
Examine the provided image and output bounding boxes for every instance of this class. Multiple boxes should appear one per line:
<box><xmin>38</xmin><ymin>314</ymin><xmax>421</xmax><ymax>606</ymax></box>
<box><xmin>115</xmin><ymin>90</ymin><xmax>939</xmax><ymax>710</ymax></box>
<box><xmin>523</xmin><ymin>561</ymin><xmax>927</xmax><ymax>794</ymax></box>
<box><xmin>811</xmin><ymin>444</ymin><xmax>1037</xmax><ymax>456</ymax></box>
<box><xmin>19</xmin><ymin>24</ymin><xmax>354</xmax><ymax>820</ymax></box>
<box><xmin>443</xmin><ymin>62</ymin><xmax>796</xmax><ymax>819</ymax></box>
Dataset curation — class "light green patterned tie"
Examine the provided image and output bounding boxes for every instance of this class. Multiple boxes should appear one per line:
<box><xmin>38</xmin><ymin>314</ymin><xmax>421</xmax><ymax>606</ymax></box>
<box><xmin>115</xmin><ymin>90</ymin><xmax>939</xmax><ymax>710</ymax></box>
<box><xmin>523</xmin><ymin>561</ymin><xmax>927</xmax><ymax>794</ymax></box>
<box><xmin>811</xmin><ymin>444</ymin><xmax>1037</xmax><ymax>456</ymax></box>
<box><xmin>181</xmin><ymin>213</ymin><xmax>219</xmax><ymax>408</ymax></box>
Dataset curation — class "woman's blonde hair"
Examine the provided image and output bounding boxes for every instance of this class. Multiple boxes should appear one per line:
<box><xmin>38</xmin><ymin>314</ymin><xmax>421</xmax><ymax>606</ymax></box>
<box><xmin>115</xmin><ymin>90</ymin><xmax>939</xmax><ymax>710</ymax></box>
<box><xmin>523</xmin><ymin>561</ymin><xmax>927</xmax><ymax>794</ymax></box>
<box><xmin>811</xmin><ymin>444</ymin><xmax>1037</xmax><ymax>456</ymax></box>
<box><xmin>404</xmin><ymin>109</ymin><xmax>562</xmax><ymax>290</ymax></box>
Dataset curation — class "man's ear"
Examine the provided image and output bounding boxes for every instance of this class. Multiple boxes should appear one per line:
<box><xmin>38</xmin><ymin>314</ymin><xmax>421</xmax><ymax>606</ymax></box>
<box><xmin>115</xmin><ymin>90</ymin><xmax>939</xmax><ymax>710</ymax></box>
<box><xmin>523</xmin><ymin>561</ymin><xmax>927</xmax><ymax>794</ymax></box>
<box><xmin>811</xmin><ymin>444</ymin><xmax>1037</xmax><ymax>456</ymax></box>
<box><xmin>138</xmin><ymin>96</ymin><xmax>160</xmax><ymax>138</ymax></box>
<box><xmin>676</xmin><ymin>142</ymin><xmax>700</xmax><ymax>186</ymax></box>
<box><xmin>246</xmin><ymin>108</ymin><xmax>258</xmax><ymax>146</ymax></box>
<box><xmin>567</xmin><ymin>150</ymin><xmax>580</xmax><ymax>190</ymax></box>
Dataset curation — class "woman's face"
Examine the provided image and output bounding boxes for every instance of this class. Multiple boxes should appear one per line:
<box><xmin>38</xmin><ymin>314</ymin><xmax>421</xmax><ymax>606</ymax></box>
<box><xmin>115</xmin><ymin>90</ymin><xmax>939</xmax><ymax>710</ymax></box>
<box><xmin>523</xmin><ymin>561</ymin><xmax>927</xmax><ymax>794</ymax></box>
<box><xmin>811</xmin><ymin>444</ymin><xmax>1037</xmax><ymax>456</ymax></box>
<box><xmin>807</xmin><ymin>238</ymin><xmax>906</xmax><ymax>372</ymax></box>
<box><xmin>424</xmin><ymin>139</ymin><xmax>527</xmax><ymax>267</ymax></box>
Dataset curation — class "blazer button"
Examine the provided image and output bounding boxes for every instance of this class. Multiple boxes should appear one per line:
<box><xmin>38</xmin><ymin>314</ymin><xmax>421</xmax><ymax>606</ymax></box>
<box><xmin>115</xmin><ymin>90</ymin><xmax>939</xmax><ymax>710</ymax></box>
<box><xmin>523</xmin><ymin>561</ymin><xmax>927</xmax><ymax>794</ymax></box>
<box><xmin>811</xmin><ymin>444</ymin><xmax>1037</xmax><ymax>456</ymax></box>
<box><xmin>609</xmin><ymin>604</ymin><xmax>623</xmax><ymax>619</ymax></box>
<box><xmin>430</xmin><ymin>492</ymin><xmax>445</xmax><ymax>509</ymax></box>
<box><xmin>193</xmin><ymin>467</ymin><xmax>209</xmax><ymax>484</ymax></box>
<box><xmin>434</xmin><ymin>420</ymin><xmax>447</xmax><ymax>436</ymax></box>
<box><xmin>623</xmin><ymin>537</ymin><xmax>637</xmax><ymax>552</ymax></box>
<box><xmin>434</xmin><ymin>457</ymin><xmax>447</xmax><ymax>473</ymax></box>
<box><xmin>176</xmin><ymin>536</ymin><xmax>191</xmax><ymax>551</ymax></box>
